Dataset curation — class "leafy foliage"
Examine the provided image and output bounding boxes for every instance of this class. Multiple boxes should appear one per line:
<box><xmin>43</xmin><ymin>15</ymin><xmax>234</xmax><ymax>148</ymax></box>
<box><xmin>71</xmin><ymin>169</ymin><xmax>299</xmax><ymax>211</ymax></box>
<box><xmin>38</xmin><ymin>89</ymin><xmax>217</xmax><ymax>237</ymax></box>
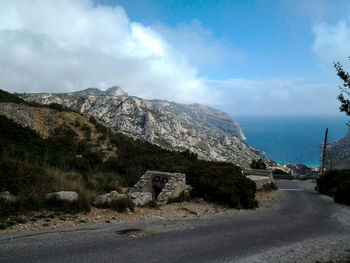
<box><xmin>317</xmin><ymin>169</ymin><xmax>350</xmax><ymax>205</ymax></box>
<box><xmin>272</xmin><ymin>168</ymin><xmax>289</xmax><ymax>175</ymax></box>
<box><xmin>186</xmin><ymin>160</ymin><xmax>257</xmax><ymax>209</ymax></box>
<box><xmin>250</xmin><ymin>158</ymin><xmax>267</xmax><ymax>170</ymax></box>
<box><xmin>334</xmin><ymin>60</ymin><xmax>350</xmax><ymax>118</ymax></box>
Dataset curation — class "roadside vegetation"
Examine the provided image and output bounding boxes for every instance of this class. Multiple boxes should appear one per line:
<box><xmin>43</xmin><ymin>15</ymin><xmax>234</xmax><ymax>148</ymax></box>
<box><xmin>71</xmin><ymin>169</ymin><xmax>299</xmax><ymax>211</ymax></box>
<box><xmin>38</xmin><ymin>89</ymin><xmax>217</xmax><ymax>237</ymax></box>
<box><xmin>315</xmin><ymin>58</ymin><xmax>350</xmax><ymax>206</ymax></box>
<box><xmin>0</xmin><ymin>89</ymin><xmax>259</xmax><ymax>228</ymax></box>
<box><xmin>316</xmin><ymin>169</ymin><xmax>350</xmax><ymax>206</ymax></box>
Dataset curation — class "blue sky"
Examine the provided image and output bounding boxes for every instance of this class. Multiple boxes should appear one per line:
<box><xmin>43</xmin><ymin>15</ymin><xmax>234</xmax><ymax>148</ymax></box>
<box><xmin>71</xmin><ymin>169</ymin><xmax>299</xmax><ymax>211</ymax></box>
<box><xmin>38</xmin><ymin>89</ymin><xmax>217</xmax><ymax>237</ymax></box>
<box><xmin>1</xmin><ymin>0</ymin><xmax>350</xmax><ymax>115</ymax></box>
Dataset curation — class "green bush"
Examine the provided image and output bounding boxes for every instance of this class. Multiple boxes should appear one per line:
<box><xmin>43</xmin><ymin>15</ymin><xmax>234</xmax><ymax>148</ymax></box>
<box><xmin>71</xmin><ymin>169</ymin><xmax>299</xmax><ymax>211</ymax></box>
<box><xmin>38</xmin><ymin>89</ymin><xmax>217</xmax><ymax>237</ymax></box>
<box><xmin>45</xmin><ymin>195</ymin><xmax>91</xmax><ymax>213</ymax></box>
<box><xmin>109</xmin><ymin>198</ymin><xmax>134</xmax><ymax>213</ymax></box>
<box><xmin>317</xmin><ymin>169</ymin><xmax>350</xmax><ymax>206</ymax></box>
<box><xmin>186</xmin><ymin>160</ymin><xmax>257</xmax><ymax>209</ymax></box>
<box><xmin>250</xmin><ymin>159</ymin><xmax>266</xmax><ymax>170</ymax></box>
<box><xmin>334</xmin><ymin>181</ymin><xmax>350</xmax><ymax>205</ymax></box>
<box><xmin>261</xmin><ymin>182</ymin><xmax>278</xmax><ymax>192</ymax></box>
<box><xmin>167</xmin><ymin>191</ymin><xmax>191</xmax><ymax>204</ymax></box>
<box><xmin>317</xmin><ymin>169</ymin><xmax>350</xmax><ymax>195</ymax></box>
<box><xmin>142</xmin><ymin>200</ymin><xmax>159</xmax><ymax>209</ymax></box>
<box><xmin>272</xmin><ymin>168</ymin><xmax>289</xmax><ymax>175</ymax></box>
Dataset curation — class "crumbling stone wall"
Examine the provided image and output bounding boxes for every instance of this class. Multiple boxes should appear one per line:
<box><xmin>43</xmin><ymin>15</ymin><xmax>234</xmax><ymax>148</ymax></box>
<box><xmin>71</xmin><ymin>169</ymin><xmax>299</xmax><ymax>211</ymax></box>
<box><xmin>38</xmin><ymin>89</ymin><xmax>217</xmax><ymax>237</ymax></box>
<box><xmin>132</xmin><ymin>171</ymin><xmax>186</xmax><ymax>205</ymax></box>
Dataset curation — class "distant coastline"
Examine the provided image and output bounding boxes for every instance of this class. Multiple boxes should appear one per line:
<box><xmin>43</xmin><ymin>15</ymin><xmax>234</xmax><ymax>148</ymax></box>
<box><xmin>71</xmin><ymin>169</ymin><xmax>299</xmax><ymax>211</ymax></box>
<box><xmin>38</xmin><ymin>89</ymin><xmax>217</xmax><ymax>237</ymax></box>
<box><xmin>233</xmin><ymin>114</ymin><xmax>349</xmax><ymax>167</ymax></box>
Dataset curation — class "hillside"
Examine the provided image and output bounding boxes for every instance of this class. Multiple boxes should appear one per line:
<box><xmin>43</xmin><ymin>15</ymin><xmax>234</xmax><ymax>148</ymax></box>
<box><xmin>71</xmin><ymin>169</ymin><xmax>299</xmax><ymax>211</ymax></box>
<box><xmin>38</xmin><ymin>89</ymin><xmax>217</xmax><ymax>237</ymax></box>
<box><xmin>21</xmin><ymin>86</ymin><xmax>265</xmax><ymax>167</ymax></box>
<box><xmin>327</xmin><ymin>127</ymin><xmax>350</xmax><ymax>169</ymax></box>
<box><xmin>1</xmin><ymin>89</ymin><xmax>259</xmax><ymax>223</ymax></box>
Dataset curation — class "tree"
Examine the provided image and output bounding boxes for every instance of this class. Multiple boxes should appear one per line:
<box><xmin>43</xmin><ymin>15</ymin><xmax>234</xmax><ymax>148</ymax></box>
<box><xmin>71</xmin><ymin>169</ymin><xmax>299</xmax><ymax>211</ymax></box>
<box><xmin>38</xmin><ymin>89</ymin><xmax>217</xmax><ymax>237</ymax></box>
<box><xmin>334</xmin><ymin>58</ymin><xmax>350</xmax><ymax>117</ymax></box>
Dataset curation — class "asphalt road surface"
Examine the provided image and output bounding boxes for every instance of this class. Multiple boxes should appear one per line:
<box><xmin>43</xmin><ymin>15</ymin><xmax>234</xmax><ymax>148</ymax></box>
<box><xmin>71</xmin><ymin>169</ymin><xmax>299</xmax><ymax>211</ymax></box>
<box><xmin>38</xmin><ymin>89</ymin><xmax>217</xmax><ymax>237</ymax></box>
<box><xmin>0</xmin><ymin>180</ymin><xmax>349</xmax><ymax>263</ymax></box>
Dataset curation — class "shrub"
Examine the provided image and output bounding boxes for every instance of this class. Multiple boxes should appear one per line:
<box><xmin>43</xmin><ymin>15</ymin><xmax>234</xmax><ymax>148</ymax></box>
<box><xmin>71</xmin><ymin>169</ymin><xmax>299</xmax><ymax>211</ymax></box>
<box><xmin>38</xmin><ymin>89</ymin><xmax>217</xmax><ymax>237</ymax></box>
<box><xmin>261</xmin><ymin>182</ymin><xmax>278</xmax><ymax>192</ymax></box>
<box><xmin>317</xmin><ymin>169</ymin><xmax>350</xmax><ymax>206</ymax></box>
<box><xmin>186</xmin><ymin>160</ymin><xmax>257</xmax><ymax>209</ymax></box>
<box><xmin>250</xmin><ymin>159</ymin><xmax>266</xmax><ymax>170</ymax></box>
<box><xmin>45</xmin><ymin>195</ymin><xmax>91</xmax><ymax>213</ymax></box>
<box><xmin>109</xmin><ymin>198</ymin><xmax>134</xmax><ymax>213</ymax></box>
<box><xmin>317</xmin><ymin>169</ymin><xmax>350</xmax><ymax>196</ymax></box>
<box><xmin>142</xmin><ymin>200</ymin><xmax>159</xmax><ymax>209</ymax></box>
<box><xmin>334</xmin><ymin>181</ymin><xmax>350</xmax><ymax>205</ymax></box>
<box><xmin>272</xmin><ymin>168</ymin><xmax>289</xmax><ymax>175</ymax></box>
<box><xmin>167</xmin><ymin>191</ymin><xmax>191</xmax><ymax>204</ymax></box>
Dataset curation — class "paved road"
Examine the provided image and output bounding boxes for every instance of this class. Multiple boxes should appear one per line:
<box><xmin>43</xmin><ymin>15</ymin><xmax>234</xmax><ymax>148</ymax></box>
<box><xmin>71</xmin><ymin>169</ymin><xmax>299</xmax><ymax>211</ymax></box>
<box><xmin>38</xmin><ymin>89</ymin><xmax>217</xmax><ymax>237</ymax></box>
<box><xmin>0</xmin><ymin>180</ymin><xmax>349</xmax><ymax>263</ymax></box>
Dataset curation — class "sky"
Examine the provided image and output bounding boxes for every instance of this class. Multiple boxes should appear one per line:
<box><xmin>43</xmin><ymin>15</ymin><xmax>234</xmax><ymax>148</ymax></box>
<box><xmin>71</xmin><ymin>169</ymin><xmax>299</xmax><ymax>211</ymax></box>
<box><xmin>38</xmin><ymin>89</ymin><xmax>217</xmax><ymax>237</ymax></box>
<box><xmin>0</xmin><ymin>0</ymin><xmax>350</xmax><ymax>115</ymax></box>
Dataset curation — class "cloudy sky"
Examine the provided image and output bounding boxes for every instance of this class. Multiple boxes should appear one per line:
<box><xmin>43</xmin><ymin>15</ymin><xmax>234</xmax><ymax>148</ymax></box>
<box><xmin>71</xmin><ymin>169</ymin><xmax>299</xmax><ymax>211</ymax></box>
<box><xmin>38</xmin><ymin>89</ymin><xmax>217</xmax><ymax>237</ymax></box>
<box><xmin>0</xmin><ymin>0</ymin><xmax>349</xmax><ymax>115</ymax></box>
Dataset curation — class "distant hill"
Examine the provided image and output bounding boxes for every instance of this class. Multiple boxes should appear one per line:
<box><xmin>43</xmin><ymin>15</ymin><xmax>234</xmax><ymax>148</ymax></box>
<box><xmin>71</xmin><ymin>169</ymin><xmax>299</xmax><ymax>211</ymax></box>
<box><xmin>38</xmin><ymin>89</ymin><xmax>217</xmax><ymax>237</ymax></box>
<box><xmin>21</xmin><ymin>86</ymin><xmax>266</xmax><ymax>167</ymax></box>
<box><xmin>327</xmin><ymin>127</ymin><xmax>350</xmax><ymax>169</ymax></box>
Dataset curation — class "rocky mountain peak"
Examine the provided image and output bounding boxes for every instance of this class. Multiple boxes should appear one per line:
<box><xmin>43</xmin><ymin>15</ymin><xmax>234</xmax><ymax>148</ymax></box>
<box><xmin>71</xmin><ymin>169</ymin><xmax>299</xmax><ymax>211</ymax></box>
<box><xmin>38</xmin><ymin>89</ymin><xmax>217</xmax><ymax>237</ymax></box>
<box><xmin>20</xmin><ymin>86</ymin><xmax>266</xmax><ymax>167</ymax></box>
<box><xmin>105</xmin><ymin>86</ymin><xmax>128</xmax><ymax>97</ymax></box>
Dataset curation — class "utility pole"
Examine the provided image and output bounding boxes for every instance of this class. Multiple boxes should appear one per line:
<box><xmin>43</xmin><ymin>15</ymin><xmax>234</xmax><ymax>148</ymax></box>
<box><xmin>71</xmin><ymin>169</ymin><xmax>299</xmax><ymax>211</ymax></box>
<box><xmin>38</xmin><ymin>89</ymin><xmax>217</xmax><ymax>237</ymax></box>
<box><xmin>320</xmin><ymin>128</ymin><xmax>328</xmax><ymax>176</ymax></box>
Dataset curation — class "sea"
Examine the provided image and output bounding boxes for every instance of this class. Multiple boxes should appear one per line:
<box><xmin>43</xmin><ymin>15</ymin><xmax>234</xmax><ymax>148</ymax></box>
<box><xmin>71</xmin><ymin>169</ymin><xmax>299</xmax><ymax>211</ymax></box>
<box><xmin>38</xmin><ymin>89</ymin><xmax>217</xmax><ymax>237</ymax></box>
<box><xmin>232</xmin><ymin>114</ymin><xmax>349</xmax><ymax>168</ymax></box>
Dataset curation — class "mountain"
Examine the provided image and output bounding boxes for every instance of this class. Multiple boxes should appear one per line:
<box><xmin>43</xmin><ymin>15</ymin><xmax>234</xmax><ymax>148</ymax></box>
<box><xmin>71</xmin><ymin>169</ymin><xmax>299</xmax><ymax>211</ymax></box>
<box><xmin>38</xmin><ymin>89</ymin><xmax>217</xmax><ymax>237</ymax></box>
<box><xmin>327</xmin><ymin>126</ymin><xmax>350</xmax><ymax>169</ymax></box>
<box><xmin>21</xmin><ymin>86</ymin><xmax>265</xmax><ymax>167</ymax></box>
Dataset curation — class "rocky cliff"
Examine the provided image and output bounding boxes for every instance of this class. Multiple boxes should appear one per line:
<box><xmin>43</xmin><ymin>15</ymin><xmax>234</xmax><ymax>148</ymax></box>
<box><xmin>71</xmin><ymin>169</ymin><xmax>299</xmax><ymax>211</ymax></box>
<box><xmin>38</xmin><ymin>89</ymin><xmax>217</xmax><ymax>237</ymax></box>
<box><xmin>327</xmin><ymin>126</ymin><xmax>350</xmax><ymax>169</ymax></box>
<box><xmin>21</xmin><ymin>87</ymin><xmax>265</xmax><ymax>167</ymax></box>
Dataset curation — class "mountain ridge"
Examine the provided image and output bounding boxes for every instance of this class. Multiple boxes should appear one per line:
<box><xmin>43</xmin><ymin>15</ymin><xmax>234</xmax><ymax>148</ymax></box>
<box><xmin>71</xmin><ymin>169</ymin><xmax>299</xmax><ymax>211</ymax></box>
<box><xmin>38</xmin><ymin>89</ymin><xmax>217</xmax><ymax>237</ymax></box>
<box><xmin>21</xmin><ymin>87</ymin><xmax>266</xmax><ymax>167</ymax></box>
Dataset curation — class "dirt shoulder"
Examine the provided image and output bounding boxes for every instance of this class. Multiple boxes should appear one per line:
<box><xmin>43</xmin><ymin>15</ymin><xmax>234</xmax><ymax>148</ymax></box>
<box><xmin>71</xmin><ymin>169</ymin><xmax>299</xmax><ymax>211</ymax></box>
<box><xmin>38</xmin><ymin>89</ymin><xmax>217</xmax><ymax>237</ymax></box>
<box><xmin>0</xmin><ymin>190</ymin><xmax>280</xmax><ymax>235</ymax></box>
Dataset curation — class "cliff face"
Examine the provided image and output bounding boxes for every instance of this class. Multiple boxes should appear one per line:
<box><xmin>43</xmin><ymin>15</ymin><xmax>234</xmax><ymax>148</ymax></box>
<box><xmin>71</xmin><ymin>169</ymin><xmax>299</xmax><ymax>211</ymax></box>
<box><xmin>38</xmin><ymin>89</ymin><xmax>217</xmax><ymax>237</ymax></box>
<box><xmin>21</xmin><ymin>87</ymin><xmax>264</xmax><ymax>167</ymax></box>
<box><xmin>327</xmin><ymin>126</ymin><xmax>350</xmax><ymax>169</ymax></box>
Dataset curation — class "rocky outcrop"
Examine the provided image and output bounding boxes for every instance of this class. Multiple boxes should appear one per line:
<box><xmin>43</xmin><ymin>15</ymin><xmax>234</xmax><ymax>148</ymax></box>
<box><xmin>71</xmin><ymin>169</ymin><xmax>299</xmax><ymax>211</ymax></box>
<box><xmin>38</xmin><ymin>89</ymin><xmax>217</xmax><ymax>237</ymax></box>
<box><xmin>131</xmin><ymin>171</ymin><xmax>186</xmax><ymax>205</ymax></box>
<box><xmin>93</xmin><ymin>191</ymin><xmax>127</xmax><ymax>207</ymax></box>
<box><xmin>326</xmin><ymin>126</ymin><xmax>350</xmax><ymax>169</ymax></box>
<box><xmin>278</xmin><ymin>163</ymin><xmax>318</xmax><ymax>177</ymax></box>
<box><xmin>246</xmin><ymin>175</ymin><xmax>274</xmax><ymax>190</ymax></box>
<box><xmin>21</xmin><ymin>87</ymin><xmax>265</xmax><ymax>167</ymax></box>
<box><xmin>243</xmin><ymin>169</ymin><xmax>274</xmax><ymax>190</ymax></box>
<box><xmin>0</xmin><ymin>191</ymin><xmax>17</xmax><ymax>203</ymax></box>
<box><xmin>45</xmin><ymin>191</ymin><xmax>78</xmax><ymax>202</ymax></box>
<box><xmin>129</xmin><ymin>192</ymin><xmax>153</xmax><ymax>206</ymax></box>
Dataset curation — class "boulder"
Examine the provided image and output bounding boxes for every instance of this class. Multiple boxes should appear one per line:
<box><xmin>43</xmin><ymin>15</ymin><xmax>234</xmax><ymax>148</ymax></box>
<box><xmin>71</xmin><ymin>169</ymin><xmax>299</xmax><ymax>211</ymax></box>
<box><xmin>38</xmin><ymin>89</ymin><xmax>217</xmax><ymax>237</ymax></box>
<box><xmin>45</xmin><ymin>191</ymin><xmax>78</xmax><ymax>202</ymax></box>
<box><xmin>129</xmin><ymin>192</ymin><xmax>153</xmax><ymax>206</ymax></box>
<box><xmin>246</xmin><ymin>175</ymin><xmax>273</xmax><ymax>190</ymax></box>
<box><xmin>0</xmin><ymin>191</ymin><xmax>17</xmax><ymax>203</ymax></box>
<box><xmin>93</xmin><ymin>191</ymin><xmax>127</xmax><ymax>207</ymax></box>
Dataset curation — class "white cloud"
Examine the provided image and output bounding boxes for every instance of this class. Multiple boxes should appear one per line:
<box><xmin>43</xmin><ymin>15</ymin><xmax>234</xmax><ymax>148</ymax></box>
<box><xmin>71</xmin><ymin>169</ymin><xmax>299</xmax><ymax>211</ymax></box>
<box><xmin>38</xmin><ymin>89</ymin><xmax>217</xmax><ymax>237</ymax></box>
<box><xmin>0</xmin><ymin>0</ymin><xmax>220</xmax><ymax>104</ymax></box>
<box><xmin>208</xmin><ymin>78</ymin><xmax>338</xmax><ymax>115</ymax></box>
<box><xmin>312</xmin><ymin>20</ymin><xmax>350</xmax><ymax>64</ymax></box>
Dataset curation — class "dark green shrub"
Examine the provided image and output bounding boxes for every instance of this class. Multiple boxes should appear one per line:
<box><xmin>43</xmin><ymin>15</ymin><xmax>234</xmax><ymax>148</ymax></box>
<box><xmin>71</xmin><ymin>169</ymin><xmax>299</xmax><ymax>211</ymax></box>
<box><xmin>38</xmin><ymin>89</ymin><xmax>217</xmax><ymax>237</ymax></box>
<box><xmin>81</xmin><ymin>124</ymin><xmax>92</xmax><ymax>138</ymax></box>
<box><xmin>186</xmin><ymin>160</ymin><xmax>257</xmax><ymax>209</ymax></box>
<box><xmin>167</xmin><ymin>191</ymin><xmax>191</xmax><ymax>204</ymax></box>
<box><xmin>45</xmin><ymin>195</ymin><xmax>91</xmax><ymax>213</ymax></box>
<box><xmin>109</xmin><ymin>198</ymin><xmax>134</xmax><ymax>213</ymax></box>
<box><xmin>317</xmin><ymin>169</ymin><xmax>350</xmax><ymax>206</ymax></box>
<box><xmin>272</xmin><ymin>168</ymin><xmax>289</xmax><ymax>175</ymax></box>
<box><xmin>334</xmin><ymin>181</ymin><xmax>350</xmax><ymax>205</ymax></box>
<box><xmin>261</xmin><ymin>182</ymin><xmax>278</xmax><ymax>192</ymax></box>
<box><xmin>142</xmin><ymin>200</ymin><xmax>159</xmax><ymax>209</ymax></box>
<box><xmin>250</xmin><ymin>159</ymin><xmax>266</xmax><ymax>170</ymax></box>
<box><xmin>317</xmin><ymin>169</ymin><xmax>350</xmax><ymax>196</ymax></box>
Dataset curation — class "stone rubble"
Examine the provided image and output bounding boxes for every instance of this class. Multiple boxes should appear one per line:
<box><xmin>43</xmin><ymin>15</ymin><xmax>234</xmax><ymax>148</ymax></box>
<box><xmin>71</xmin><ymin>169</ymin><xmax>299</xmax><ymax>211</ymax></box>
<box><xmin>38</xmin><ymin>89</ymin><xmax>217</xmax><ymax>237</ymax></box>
<box><xmin>45</xmin><ymin>191</ymin><xmax>78</xmax><ymax>202</ymax></box>
<box><xmin>131</xmin><ymin>171</ymin><xmax>186</xmax><ymax>205</ymax></box>
<box><xmin>93</xmin><ymin>191</ymin><xmax>127</xmax><ymax>207</ymax></box>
